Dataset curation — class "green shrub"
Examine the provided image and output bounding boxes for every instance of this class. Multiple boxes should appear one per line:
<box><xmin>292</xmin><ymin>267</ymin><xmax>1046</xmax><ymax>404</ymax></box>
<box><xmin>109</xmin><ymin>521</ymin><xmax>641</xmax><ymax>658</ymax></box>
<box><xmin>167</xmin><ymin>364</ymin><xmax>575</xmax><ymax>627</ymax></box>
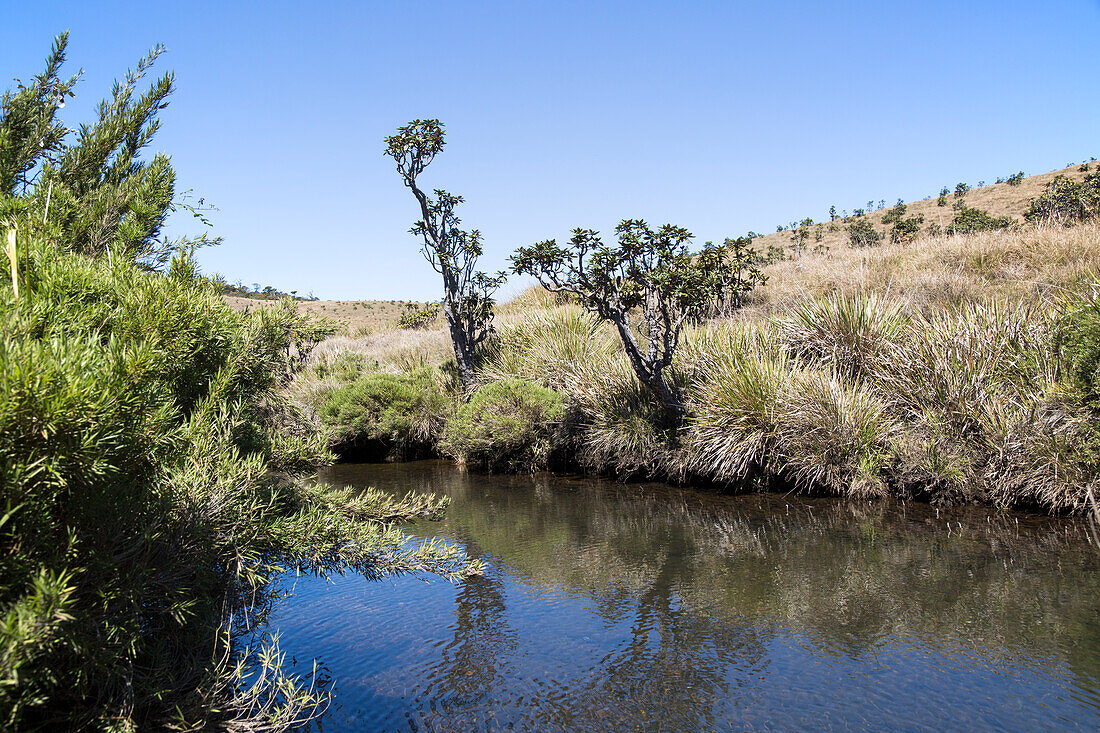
<box><xmin>440</xmin><ymin>379</ymin><xmax>565</xmax><ymax>471</ymax></box>
<box><xmin>951</xmin><ymin>206</ymin><xmax>1014</xmax><ymax>234</ymax></box>
<box><xmin>0</xmin><ymin>239</ymin><xmax>470</xmax><ymax>729</ymax></box>
<box><xmin>846</xmin><ymin>218</ymin><xmax>882</xmax><ymax>248</ymax></box>
<box><xmin>318</xmin><ymin>367</ymin><xmax>451</xmax><ymax>455</ymax></box>
<box><xmin>1023</xmin><ymin>174</ymin><xmax>1100</xmax><ymax>225</ymax></box>
<box><xmin>397</xmin><ymin>302</ymin><xmax>440</xmax><ymax>329</ymax></box>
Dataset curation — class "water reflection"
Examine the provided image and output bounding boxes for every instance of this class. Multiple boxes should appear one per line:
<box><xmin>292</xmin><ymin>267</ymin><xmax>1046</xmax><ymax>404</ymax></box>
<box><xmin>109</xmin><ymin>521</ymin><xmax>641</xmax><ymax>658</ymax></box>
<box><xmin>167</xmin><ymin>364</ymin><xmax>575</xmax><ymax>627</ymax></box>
<box><xmin>269</xmin><ymin>461</ymin><xmax>1100</xmax><ymax>731</ymax></box>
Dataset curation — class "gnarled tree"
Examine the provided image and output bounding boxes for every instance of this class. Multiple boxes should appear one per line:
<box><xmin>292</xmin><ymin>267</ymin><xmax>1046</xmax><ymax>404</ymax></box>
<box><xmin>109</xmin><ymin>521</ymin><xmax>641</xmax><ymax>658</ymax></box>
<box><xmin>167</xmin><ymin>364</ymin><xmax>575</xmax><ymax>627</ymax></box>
<box><xmin>384</xmin><ymin>119</ymin><xmax>503</xmax><ymax>390</ymax></box>
<box><xmin>513</xmin><ymin>220</ymin><xmax>761</xmax><ymax>421</ymax></box>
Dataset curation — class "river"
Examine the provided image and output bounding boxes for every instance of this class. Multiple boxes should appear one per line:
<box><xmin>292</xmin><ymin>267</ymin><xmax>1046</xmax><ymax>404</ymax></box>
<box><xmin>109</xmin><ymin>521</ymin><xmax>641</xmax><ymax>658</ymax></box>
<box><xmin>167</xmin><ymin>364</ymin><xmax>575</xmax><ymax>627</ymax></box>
<box><xmin>267</xmin><ymin>460</ymin><xmax>1100</xmax><ymax>731</ymax></box>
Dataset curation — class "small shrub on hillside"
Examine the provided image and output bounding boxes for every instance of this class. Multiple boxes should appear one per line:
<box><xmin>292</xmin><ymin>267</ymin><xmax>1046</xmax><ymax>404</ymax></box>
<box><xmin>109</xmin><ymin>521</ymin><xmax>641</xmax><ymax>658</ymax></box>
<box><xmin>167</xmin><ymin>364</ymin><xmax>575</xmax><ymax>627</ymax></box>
<box><xmin>698</xmin><ymin>236</ymin><xmax>769</xmax><ymax>315</ymax></box>
<box><xmin>881</xmin><ymin>203</ymin><xmax>925</xmax><ymax>244</ymax></box>
<box><xmin>1023</xmin><ymin>174</ymin><xmax>1100</xmax><ymax>225</ymax></box>
<box><xmin>397</xmin><ymin>302</ymin><xmax>440</xmax><ymax>329</ymax></box>
<box><xmin>439</xmin><ymin>379</ymin><xmax>565</xmax><ymax>471</ymax></box>
<box><xmin>881</xmin><ymin>203</ymin><xmax>908</xmax><ymax>224</ymax></box>
<box><xmin>788</xmin><ymin>218</ymin><xmax>814</xmax><ymax>258</ymax></box>
<box><xmin>890</xmin><ymin>214</ymin><xmax>925</xmax><ymax>244</ymax></box>
<box><xmin>846</xmin><ymin>218</ymin><xmax>882</xmax><ymax>248</ymax></box>
<box><xmin>951</xmin><ymin>206</ymin><xmax>1014</xmax><ymax>234</ymax></box>
<box><xmin>1005</xmin><ymin>172</ymin><xmax>1024</xmax><ymax>186</ymax></box>
<box><xmin>764</xmin><ymin>244</ymin><xmax>787</xmax><ymax>264</ymax></box>
<box><xmin>937</xmin><ymin>187</ymin><xmax>950</xmax><ymax>206</ymax></box>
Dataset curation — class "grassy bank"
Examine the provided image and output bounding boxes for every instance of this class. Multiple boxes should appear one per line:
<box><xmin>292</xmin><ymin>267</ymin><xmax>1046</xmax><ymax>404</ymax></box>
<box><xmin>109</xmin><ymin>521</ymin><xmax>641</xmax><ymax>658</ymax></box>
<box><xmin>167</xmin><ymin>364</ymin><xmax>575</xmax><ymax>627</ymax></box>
<box><xmin>294</xmin><ymin>219</ymin><xmax>1100</xmax><ymax>515</ymax></box>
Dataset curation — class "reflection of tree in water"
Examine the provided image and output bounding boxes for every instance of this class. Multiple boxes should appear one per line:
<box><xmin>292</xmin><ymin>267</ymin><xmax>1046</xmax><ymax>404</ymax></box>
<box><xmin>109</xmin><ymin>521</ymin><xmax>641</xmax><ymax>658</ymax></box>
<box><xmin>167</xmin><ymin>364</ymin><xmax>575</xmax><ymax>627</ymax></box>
<box><xmin>533</xmin><ymin>540</ymin><xmax>771</xmax><ymax>733</ymax></box>
<box><xmin>327</xmin><ymin>461</ymin><xmax>1100</xmax><ymax>729</ymax></box>
<box><xmin>414</xmin><ymin>539</ymin><xmax>517</xmax><ymax>730</ymax></box>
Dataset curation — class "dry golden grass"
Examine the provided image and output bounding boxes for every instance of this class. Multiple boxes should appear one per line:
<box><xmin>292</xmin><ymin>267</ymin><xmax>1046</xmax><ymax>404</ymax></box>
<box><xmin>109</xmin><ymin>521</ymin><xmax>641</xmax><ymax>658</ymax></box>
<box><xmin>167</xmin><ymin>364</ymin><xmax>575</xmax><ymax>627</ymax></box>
<box><xmin>750</xmin><ymin>162</ymin><xmax>1096</xmax><ymax>259</ymax></box>
<box><xmin>748</xmin><ymin>221</ymin><xmax>1100</xmax><ymax>316</ymax></box>
<box><xmin>224</xmin><ymin>296</ymin><xmax>436</xmax><ymax>335</ymax></box>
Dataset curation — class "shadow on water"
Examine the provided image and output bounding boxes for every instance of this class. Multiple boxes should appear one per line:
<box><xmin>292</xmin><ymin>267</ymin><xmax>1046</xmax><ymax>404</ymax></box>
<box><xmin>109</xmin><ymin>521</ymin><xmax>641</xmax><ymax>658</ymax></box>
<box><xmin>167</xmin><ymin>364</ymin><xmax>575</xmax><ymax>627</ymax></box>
<box><xmin>268</xmin><ymin>461</ymin><xmax>1100</xmax><ymax>732</ymax></box>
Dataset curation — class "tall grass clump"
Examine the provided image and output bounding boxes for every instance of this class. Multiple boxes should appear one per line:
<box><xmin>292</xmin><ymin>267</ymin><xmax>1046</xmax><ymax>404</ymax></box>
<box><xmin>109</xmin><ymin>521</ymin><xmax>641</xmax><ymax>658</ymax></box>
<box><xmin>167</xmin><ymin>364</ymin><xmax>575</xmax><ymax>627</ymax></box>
<box><xmin>778</xmin><ymin>292</ymin><xmax>908</xmax><ymax>379</ymax></box>
<box><xmin>775</xmin><ymin>369</ymin><xmax>897</xmax><ymax>498</ymax></box>
<box><xmin>870</xmin><ymin>301</ymin><xmax>1094</xmax><ymax>509</ymax></box>
<box><xmin>682</xmin><ymin>334</ymin><xmax>789</xmax><ymax>484</ymax></box>
<box><xmin>0</xmin><ymin>239</ymin><xmax>472</xmax><ymax>729</ymax></box>
<box><xmin>567</xmin><ymin>353</ymin><xmax>677</xmax><ymax>477</ymax></box>
<box><xmin>439</xmin><ymin>379</ymin><xmax>565</xmax><ymax>471</ymax></box>
<box><xmin>481</xmin><ymin>304</ymin><xmax>616</xmax><ymax>391</ymax></box>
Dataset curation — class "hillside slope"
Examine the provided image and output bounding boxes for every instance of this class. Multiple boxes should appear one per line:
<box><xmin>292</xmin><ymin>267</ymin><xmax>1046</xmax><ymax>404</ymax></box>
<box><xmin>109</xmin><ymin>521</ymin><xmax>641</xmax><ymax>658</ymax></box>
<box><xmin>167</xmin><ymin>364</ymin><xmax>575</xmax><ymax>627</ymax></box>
<box><xmin>750</xmin><ymin>161</ymin><xmax>1096</xmax><ymax>259</ymax></box>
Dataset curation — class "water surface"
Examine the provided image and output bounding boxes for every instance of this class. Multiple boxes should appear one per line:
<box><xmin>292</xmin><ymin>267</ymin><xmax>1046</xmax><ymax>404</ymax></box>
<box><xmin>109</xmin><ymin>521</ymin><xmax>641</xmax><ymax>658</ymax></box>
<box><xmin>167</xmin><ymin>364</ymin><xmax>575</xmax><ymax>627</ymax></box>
<box><xmin>269</xmin><ymin>460</ymin><xmax>1100</xmax><ymax>731</ymax></box>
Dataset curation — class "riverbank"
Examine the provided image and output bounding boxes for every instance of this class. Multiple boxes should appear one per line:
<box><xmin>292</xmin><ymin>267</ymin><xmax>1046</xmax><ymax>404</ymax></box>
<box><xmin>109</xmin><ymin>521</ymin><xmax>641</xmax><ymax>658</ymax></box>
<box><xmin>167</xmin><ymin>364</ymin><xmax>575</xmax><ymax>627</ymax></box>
<box><xmin>292</xmin><ymin>221</ymin><xmax>1100</xmax><ymax>515</ymax></box>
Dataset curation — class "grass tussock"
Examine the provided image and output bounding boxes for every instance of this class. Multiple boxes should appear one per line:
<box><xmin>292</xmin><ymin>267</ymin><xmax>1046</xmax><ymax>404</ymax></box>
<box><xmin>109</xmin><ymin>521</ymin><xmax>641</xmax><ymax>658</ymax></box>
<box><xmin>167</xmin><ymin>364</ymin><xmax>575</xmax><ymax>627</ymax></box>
<box><xmin>296</xmin><ymin>221</ymin><xmax>1100</xmax><ymax>514</ymax></box>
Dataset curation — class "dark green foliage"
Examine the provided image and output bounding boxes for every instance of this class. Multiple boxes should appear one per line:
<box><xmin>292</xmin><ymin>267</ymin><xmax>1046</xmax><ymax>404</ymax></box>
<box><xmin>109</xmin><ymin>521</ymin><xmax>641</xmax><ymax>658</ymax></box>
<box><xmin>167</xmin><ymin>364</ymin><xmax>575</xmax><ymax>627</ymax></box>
<box><xmin>881</xmin><ymin>202</ymin><xmax>907</xmax><ymax>224</ymax></box>
<box><xmin>882</xmin><ymin>203</ymin><xmax>924</xmax><ymax>244</ymax></box>
<box><xmin>846</xmin><ymin>218</ymin><xmax>882</xmax><ymax>248</ymax></box>
<box><xmin>0</xmin><ymin>33</ymin><xmax>77</xmax><ymax>196</ymax></box>
<box><xmin>1005</xmin><ymin>172</ymin><xmax>1024</xmax><ymax>186</ymax></box>
<box><xmin>318</xmin><ymin>368</ymin><xmax>451</xmax><ymax>455</ymax></box>
<box><xmin>764</xmin><ymin>244</ymin><xmax>787</xmax><ymax>264</ymax></box>
<box><xmin>512</xmin><ymin>220</ymin><xmax>756</xmax><ymax>418</ymax></box>
<box><xmin>698</xmin><ymin>236</ymin><xmax>768</xmax><ymax>315</ymax></box>
<box><xmin>397</xmin><ymin>301</ymin><xmax>440</xmax><ymax>329</ymax></box>
<box><xmin>1023</xmin><ymin>174</ymin><xmax>1100</xmax><ymax>225</ymax></box>
<box><xmin>937</xmin><ymin>187</ymin><xmax>950</xmax><ymax>206</ymax></box>
<box><xmin>0</xmin><ymin>237</ymin><xmax>456</xmax><ymax>729</ymax></box>
<box><xmin>954</xmin><ymin>182</ymin><xmax>970</xmax><ymax>201</ymax></box>
<box><xmin>440</xmin><ymin>379</ymin><xmax>565</xmax><ymax>471</ymax></box>
<box><xmin>951</xmin><ymin>206</ymin><xmax>1014</xmax><ymax>234</ymax></box>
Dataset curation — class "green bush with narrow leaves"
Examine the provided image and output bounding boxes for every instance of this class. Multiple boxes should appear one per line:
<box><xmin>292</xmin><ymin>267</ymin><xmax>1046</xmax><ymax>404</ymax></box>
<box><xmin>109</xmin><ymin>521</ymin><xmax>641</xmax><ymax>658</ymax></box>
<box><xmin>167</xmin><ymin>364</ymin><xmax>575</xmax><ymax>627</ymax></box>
<box><xmin>440</xmin><ymin>379</ymin><xmax>565</xmax><ymax>471</ymax></box>
<box><xmin>0</xmin><ymin>35</ymin><xmax>472</xmax><ymax>730</ymax></box>
<box><xmin>318</xmin><ymin>368</ymin><xmax>452</xmax><ymax>455</ymax></box>
<box><xmin>846</xmin><ymin>218</ymin><xmax>882</xmax><ymax>248</ymax></box>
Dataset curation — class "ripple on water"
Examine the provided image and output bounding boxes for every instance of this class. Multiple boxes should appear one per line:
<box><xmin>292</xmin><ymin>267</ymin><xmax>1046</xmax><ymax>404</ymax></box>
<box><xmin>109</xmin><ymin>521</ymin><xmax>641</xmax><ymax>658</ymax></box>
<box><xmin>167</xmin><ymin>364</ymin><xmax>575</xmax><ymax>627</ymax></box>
<box><xmin>264</xmin><ymin>460</ymin><xmax>1100</xmax><ymax>732</ymax></box>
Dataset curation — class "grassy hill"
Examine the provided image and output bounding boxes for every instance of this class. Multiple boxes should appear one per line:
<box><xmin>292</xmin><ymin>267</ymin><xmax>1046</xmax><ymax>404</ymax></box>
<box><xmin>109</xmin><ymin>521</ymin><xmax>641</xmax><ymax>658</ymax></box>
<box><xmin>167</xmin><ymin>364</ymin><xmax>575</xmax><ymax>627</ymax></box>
<box><xmin>224</xmin><ymin>295</ymin><xmax>436</xmax><ymax>334</ymax></box>
<box><xmin>752</xmin><ymin>161</ymin><xmax>1095</xmax><ymax>256</ymax></box>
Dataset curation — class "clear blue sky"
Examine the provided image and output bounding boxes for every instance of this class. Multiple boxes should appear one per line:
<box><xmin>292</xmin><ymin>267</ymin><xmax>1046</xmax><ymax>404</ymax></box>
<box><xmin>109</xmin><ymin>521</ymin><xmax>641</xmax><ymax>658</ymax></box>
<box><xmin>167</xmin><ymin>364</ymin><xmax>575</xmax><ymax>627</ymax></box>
<box><xmin>4</xmin><ymin>1</ymin><xmax>1099</xmax><ymax>300</ymax></box>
